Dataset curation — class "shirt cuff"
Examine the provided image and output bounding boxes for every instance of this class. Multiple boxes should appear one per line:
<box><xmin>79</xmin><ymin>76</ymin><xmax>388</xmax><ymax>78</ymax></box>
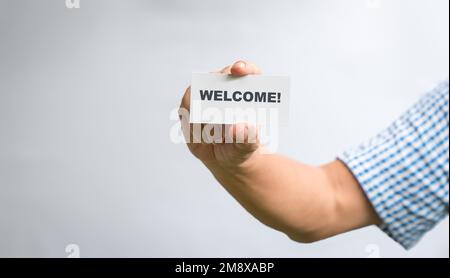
<box><xmin>338</xmin><ymin>143</ymin><xmax>442</xmax><ymax>250</ymax></box>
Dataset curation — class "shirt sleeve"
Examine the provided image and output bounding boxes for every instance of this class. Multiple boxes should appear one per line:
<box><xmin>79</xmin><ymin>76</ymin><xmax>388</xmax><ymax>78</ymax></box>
<box><xmin>338</xmin><ymin>81</ymin><xmax>449</xmax><ymax>249</ymax></box>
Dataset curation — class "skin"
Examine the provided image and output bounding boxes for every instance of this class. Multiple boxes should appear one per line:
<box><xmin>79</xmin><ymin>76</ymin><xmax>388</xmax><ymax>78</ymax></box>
<box><xmin>179</xmin><ymin>60</ymin><xmax>381</xmax><ymax>243</ymax></box>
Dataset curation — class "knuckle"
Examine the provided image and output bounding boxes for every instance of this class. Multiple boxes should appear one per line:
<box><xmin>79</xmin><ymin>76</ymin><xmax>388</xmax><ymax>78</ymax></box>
<box><xmin>220</xmin><ymin>65</ymin><xmax>232</xmax><ymax>74</ymax></box>
<box><xmin>180</xmin><ymin>86</ymin><xmax>191</xmax><ymax>109</ymax></box>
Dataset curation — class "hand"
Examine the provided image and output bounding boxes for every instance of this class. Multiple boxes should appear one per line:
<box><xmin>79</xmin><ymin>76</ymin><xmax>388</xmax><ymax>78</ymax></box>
<box><xmin>179</xmin><ymin>60</ymin><xmax>263</xmax><ymax>168</ymax></box>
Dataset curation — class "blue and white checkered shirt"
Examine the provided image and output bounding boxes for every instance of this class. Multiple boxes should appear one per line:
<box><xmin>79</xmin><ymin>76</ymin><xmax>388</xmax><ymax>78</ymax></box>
<box><xmin>339</xmin><ymin>81</ymin><xmax>449</xmax><ymax>249</ymax></box>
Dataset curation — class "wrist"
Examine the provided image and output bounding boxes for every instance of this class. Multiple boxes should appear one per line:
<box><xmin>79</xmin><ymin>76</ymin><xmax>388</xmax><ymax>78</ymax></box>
<box><xmin>204</xmin><ymin>146</ymin><xmax>265</xmax><ymax>176</ymax></box>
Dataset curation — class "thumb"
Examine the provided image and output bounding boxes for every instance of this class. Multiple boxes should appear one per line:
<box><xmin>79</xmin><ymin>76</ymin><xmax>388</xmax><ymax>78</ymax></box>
<box><xmin>229</xmin><ymin>123</ymin><xmax>260</xmax><ymax>151</ymax></box>
<box><xmin>230</xmin><ymin>60</ymin><xmax>262</xmax><ymax>76</ymax></box>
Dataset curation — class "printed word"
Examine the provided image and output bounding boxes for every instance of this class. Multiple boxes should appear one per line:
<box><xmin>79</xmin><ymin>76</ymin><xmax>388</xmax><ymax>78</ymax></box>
<box><xmin>199</xmin><ymin>90</ymin><xmax>281</xmax><ymax>103</ymax></box>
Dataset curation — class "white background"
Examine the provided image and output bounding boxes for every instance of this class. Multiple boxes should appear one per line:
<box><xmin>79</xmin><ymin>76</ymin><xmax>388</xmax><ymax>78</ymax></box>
<box><xmin>0</xmin><ymin>0</ymin><xmax>448</xmax><ymax>257</ymax></box>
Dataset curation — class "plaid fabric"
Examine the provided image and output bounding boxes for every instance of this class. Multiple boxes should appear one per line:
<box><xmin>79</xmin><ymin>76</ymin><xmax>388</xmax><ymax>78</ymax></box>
<box><xmin>339</xmin><ymin>81</ymin><xmax>449</xmax><ymax>249</ymax></box>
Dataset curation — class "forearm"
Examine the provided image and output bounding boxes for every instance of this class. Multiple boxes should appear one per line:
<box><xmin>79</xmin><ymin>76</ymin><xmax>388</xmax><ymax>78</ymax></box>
<box><xmin>205</xmin><ymin>152</ymin><xmax>339</xmax><ymax>242</ymax></box>
<box><xmin>205</xmin><ymin>153</ymin><xmax>380</xmax><ymax>243</ymax></box>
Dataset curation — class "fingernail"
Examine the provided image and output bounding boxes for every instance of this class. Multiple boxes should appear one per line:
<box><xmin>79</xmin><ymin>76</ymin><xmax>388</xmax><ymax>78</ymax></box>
<box><xmin>235</xmin><ymin>61</ymin><xmax>246</xmax><ymax>69</ymax></box>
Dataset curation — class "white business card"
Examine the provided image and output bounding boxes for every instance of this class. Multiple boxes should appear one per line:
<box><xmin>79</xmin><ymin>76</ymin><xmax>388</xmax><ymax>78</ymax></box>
<box><xmin>190</xmin><ymin>73</ymin><xmax>290</xmax><ymax>125</ymax></box>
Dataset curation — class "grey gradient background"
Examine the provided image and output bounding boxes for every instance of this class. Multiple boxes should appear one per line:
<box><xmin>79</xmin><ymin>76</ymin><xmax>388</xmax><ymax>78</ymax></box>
<box><xmin>0</xmin><ymin>0</ymin><xmax>448</xmax><ymax>257</ymax></box>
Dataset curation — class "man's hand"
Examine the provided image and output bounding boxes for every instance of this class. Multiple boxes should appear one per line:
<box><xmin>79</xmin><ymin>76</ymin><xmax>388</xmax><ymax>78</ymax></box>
<box><xmin>179</xmin><ymin>60</ymin><xmax>263</xmax><ymax>168</ymax></box>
